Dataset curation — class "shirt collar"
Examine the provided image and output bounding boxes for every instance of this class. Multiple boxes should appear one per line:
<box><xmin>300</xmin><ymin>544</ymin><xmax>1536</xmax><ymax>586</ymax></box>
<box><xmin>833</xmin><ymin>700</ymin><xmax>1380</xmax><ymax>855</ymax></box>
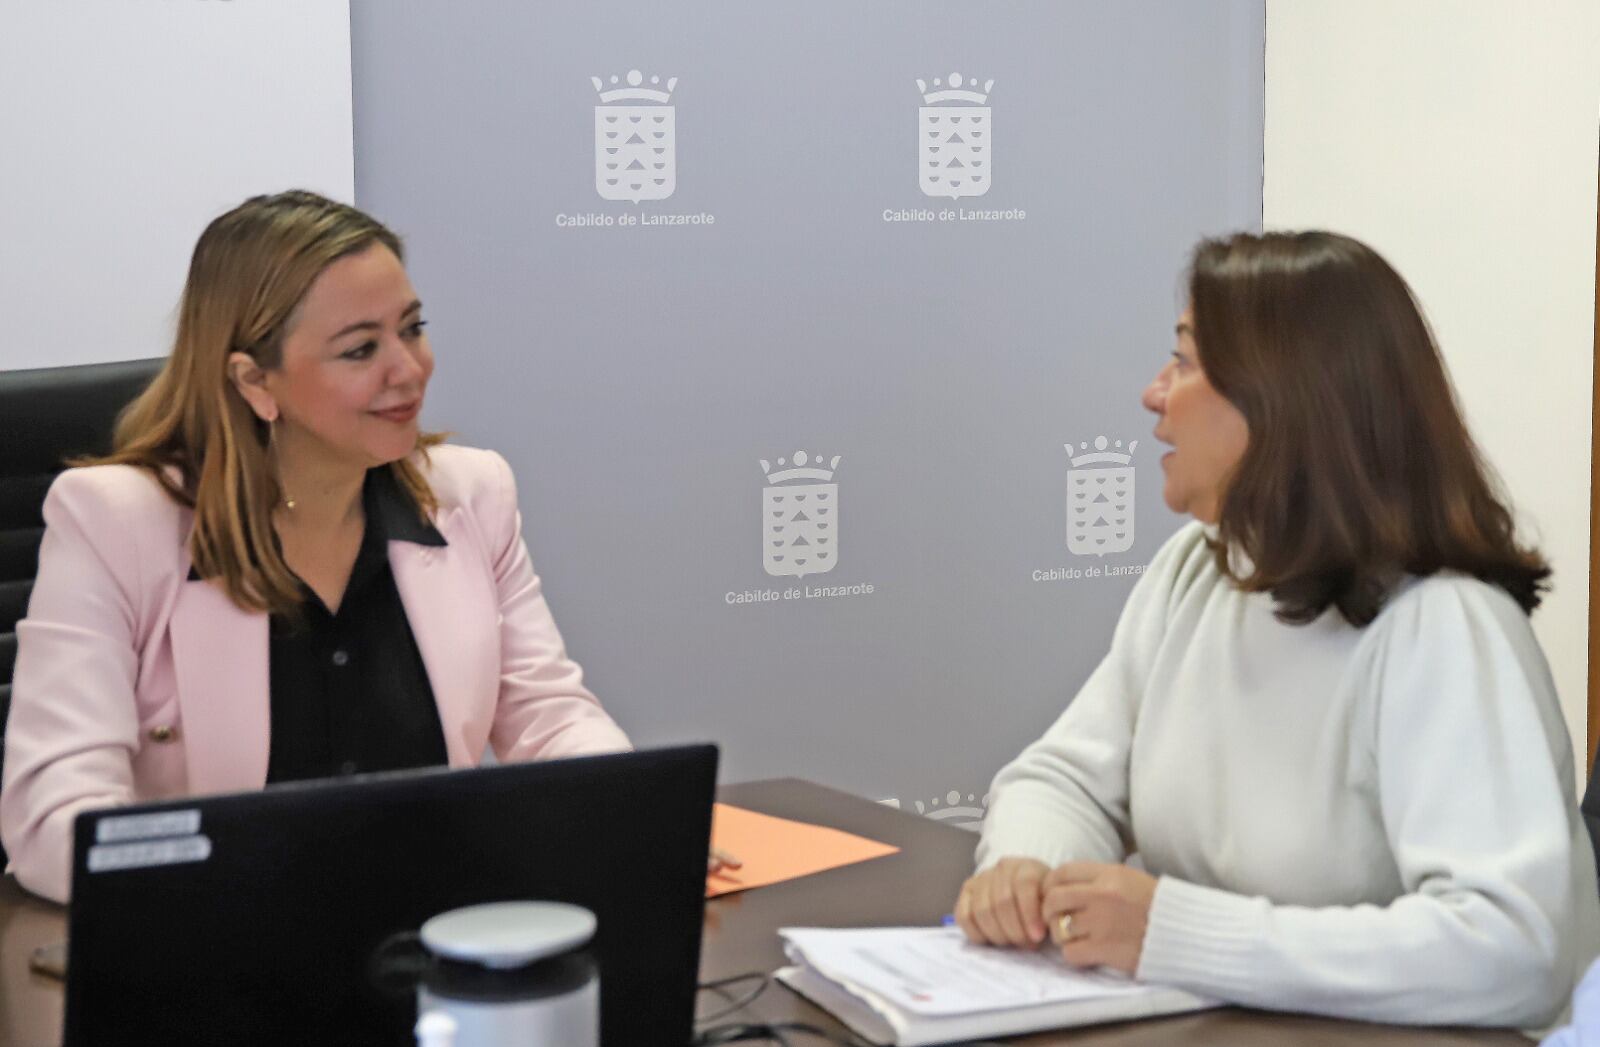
<box><xmin>185</xmin><ymin>466</ymin><xmax>446</xmax><ymax>581</ymax></box>
<box><xmin>364</xmin><ymin>466</ymin><xmax>448</xmax><ymax>548</ymax></box>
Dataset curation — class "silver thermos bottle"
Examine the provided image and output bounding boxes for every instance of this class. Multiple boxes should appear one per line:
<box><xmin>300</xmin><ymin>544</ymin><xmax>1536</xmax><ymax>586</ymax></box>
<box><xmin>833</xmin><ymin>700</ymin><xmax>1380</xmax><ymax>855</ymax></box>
<box><xmin>412</xmin><ymin>901</ymin><xmax>599</xmax><ymax>1047</ymax></box>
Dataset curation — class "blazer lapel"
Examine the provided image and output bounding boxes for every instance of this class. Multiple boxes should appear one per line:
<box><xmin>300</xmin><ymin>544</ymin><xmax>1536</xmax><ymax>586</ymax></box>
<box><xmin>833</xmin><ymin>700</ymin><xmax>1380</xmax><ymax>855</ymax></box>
<box><xmin>169</xmin><ymin>573</ymin><xmax>271</xmax><ymax>793</ymax></box>
<box><xmin>389</xmin><ymin>505</ymin><xmax>498</xmax><ymax>766</ymax></box>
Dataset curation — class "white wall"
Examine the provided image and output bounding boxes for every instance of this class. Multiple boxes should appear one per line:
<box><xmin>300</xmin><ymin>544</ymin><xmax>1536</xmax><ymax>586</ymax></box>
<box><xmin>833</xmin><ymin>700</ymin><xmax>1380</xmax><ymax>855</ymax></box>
<box><xmin>1264</xmin><ymin>1</ymin><xmax>1600</xmax><ymax>785</ymax></box>
<box><xmin>0</xmin><ymin>1</ymin><xmax>355</xmax><ymax>371</ymax></box>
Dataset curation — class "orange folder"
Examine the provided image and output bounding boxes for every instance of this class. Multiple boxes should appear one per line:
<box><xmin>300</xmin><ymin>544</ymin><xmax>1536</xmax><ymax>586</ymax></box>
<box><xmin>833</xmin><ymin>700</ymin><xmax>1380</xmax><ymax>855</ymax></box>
<box><xmin>706</xmin><ymin>803</ymin><xmax>900</xmax><ymax>898</ymax></box>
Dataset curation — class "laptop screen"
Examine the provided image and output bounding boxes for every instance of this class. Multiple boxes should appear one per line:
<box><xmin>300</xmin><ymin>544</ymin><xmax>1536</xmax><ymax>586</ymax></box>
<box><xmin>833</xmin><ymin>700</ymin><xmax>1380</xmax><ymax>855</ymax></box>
<box><xmin>66</xmin><ymin>744</ymin><xmax>717</xmax><ymax>1046</ymax></box>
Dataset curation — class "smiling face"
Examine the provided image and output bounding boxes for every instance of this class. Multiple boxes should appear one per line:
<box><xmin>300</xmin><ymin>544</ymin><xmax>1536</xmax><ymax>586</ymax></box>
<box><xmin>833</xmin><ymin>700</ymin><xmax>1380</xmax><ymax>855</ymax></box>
<box><xmin>1140</xmin><ymin>307</ymin><xmax>1249</xmax><ymax>523</ymax></box>
<box><xmin>238</xmin><ymin>243</ymin><xmax>432</xmax><ymax>474</ymax></box>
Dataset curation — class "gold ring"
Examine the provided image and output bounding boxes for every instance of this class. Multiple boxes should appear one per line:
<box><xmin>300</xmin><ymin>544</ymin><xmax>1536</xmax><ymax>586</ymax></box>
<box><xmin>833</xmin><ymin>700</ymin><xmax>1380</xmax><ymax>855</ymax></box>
<box><xmin>1056</xmin><ymin>913</ymin><xmax>1074</xmax><ymax>941</ymax></box>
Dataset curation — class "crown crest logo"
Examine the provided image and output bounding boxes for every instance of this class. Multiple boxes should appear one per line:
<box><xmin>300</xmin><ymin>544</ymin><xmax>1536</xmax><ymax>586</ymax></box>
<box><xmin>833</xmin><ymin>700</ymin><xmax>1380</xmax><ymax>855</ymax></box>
<box><xmin>760</xmin><ymin>450</ymin><xmax>840</xmax><ymax>579</ymax></box>
<box><xmin>916</xmin><ymin>71</ymin><xmax>993</xmax><ymax>105</ymax></box>
<box><xmin>914</xmin><ymin>790</ymin><xmax>989</xmax><ymax>831</ymax></box>
<box><xmin>918</xmin><ymin>72</ymin><xmax>993</xmax><ymax>199</ymax></box>
<box><xmin>760</xmin><ymin>450</ymin><xmax>840</xmax><ymax>485</ymax></box>
<box><xmin>1066</xmin><ymin>436</ymin><xmax>1137</xmax><ymax>556</ymax></box>
<box><xmin>1067</xmin><ymin>435</ymin><xmax>1136</xmax><ymax>467</ymax></box>
<box><xmin>593</xmin><ymin>68</ymin><xmax>678</xmax><ymax>204</ymax></box>
<box><xmin>591</xmin><ymin>69</ymin><xmax>677</xmax><ymax>104</ymax></box>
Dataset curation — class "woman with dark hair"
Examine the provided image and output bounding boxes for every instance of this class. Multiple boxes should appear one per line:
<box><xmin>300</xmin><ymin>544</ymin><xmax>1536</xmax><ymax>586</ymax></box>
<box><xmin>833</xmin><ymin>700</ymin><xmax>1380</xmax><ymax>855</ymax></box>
<box><xmin>953</xmin><ymin>231</ymin><xmax>1599</xmax><ymax>1026</ymax></box>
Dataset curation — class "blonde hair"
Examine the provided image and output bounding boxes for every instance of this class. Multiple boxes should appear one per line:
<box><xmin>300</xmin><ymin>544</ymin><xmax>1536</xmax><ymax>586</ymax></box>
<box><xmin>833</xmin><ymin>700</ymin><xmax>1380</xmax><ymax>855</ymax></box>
<box><xmin>88</xmin><ymin>190</ymin><xmax>444</xmax><ymax>616</ymax></box>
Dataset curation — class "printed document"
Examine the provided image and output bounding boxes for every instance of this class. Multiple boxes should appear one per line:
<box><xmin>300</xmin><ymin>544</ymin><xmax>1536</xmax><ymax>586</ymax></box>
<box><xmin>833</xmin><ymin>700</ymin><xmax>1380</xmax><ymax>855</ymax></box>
<box><xmin>777</xmin><ymin>927</ymin><xmax>1216</xmax><ymax>1045</ymax></box>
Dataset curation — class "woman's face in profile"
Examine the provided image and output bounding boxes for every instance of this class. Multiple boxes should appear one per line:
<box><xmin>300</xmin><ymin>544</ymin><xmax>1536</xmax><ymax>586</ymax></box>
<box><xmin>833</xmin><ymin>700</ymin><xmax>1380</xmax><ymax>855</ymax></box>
<box><xmin>1141</xmin><ymin>308</ymin><xmax>1248</xmax><ymax>523</ymax></box>
<box><xmin>267</xmin><ymin>244</ymin><xmax>433</xmax><ymax>471</ymax></box>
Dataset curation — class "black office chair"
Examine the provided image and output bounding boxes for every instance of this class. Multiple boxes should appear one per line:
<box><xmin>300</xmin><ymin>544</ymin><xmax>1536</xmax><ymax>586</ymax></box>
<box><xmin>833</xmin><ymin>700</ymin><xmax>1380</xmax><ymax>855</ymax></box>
<box><xmin>0</xmin><ymin>359</ymin><xmax>163</xmax><ymax>861</ymax></box>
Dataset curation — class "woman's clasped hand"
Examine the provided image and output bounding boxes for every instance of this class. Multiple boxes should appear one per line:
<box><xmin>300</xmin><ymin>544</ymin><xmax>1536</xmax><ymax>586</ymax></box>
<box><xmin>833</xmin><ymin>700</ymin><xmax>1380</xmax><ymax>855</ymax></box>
<box><xmin>955</xmin><ymin>857</ymin><xmax>1157</xmax><ymax>975</ymax></box>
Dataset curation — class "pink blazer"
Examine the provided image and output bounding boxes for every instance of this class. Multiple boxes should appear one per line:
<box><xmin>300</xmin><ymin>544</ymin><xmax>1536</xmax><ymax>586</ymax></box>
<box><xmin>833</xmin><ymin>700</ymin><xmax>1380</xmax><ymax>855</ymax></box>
<box><xmin>0</xmin><ymin>444</ymin><xmax>630</xmax><ymax>902</ymax></box>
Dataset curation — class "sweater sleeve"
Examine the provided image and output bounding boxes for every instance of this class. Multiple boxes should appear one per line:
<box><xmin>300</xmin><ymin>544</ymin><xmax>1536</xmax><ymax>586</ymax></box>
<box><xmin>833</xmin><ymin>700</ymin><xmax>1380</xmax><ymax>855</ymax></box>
<box><xmin>1136</xmin><ymin>577</ymin><xmax>1598</xmax><ymax>1028</ymax></box>
<box><xmin>975</xmin><ymin>525</ymin><xmax>1207</xmax><ymax>871</ymax></box>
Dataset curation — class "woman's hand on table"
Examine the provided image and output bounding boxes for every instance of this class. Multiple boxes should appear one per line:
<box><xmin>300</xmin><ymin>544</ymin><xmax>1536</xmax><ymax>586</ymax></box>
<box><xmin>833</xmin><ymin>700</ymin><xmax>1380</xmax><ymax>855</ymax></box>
<box><xmin>1039</xmin><ymin>861</ymin><xmax>1157</xmax><ymax>976</ymax></box>
<box><xmin>953</xmin><ymin>857</ymin><xmax>1050</xmax><ymax>947</ymax></box>
<box><xmin>707</xmin><ymin>848</ymin><xmax>742</xmax><ymax>877</ymax></box>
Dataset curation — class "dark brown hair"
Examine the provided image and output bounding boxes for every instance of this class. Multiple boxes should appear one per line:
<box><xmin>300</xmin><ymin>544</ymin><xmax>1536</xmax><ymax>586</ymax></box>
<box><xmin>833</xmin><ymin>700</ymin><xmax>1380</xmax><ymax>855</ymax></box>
<box><xmin>1190</xmin><ymin>230</ymin><xmax>1548</xmax><ymax>626</ymax></box>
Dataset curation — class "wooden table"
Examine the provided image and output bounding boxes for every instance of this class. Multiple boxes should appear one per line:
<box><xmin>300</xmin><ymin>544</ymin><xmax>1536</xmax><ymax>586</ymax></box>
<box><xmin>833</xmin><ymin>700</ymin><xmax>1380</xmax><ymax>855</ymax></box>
<box><xmin>0</xmin><ymin>865</ymin><xmax>62</xmax><ymax>1047</ymax></box>
<box><xmin>705</xmin><ymin>779</ymin><xmax>1533</xmax><ymax>1046</ymax></box>
<box><xmin>0</xmin><ymin>778</ymin><xmax>1536</xmax><ymax>1046</ymax></box>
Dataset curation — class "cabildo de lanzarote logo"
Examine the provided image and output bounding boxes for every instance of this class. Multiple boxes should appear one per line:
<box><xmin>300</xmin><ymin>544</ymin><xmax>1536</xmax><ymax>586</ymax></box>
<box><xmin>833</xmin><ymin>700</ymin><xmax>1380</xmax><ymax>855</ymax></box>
<box><xmin>592</xmin><ymin>69</ymin><xmax>676</xmax><ymax>203</ymax></box>
<box><xmin>725</xmin><ymin>450</ymin><xmax>873</xmax><ymax>607</ymax></box>
<box><xmin>761</xmin><ymin>451</ymin><xmax>839</xmax><ymax>580</ymax></box>
<box><xmin>1066</xmin><ymin>436</ymin><xmax>1136</xmax><ymax>556</ymax></box>
<box><xmin>918</xmin><ymin>72</ymin><xmax>993</xmax><ymax>200</ymax></box>
<box><xmin>881</xmin><ymin>791</ymin><xmax>990</xmax><ymax>832</ymax></box>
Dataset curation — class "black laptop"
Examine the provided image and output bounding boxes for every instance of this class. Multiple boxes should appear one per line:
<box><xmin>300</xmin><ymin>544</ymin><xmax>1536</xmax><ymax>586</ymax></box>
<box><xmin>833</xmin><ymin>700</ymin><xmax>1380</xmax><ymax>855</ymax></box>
<box><xmin>64</xmin><ymin>744</ymin><xmax>717</xmax><ymax>1046</ymax></box>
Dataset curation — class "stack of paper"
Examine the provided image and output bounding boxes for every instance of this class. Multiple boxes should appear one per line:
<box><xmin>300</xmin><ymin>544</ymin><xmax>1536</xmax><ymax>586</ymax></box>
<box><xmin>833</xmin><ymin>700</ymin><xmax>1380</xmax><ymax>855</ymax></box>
<box><xmin>777</xmin><ymin>927</ymin><xmax>1216</xmax><ymax>1045</ymax></box>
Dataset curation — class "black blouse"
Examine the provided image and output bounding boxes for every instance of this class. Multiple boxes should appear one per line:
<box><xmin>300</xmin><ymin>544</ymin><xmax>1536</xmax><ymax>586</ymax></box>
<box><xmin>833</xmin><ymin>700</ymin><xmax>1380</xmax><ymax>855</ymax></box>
<box><xmin>264</xmin><ymin>468</ymin><xmax>450</xmax><ymax>784</ymax></box>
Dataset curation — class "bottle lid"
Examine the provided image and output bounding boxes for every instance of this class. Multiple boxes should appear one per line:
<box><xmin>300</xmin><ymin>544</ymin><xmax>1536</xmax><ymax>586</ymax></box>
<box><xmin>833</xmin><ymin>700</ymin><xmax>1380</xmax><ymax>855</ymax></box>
<box><xmin>420</xmin><ymin>901</ymin><xmax>596</xmax><ymax>971</ymax></box>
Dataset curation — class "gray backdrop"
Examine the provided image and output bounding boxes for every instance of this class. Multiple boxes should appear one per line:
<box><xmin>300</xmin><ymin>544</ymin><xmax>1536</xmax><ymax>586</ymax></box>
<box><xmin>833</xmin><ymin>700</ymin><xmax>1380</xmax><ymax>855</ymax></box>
<box><xmin>351</xmin><ymin>1</ymin><xmax>1263</xmax><ymax>825</ymax></box>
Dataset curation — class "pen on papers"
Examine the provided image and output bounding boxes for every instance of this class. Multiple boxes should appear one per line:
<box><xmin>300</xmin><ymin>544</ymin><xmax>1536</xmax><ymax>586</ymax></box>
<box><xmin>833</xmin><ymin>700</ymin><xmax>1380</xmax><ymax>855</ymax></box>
<box><xmin>941</xmin><ymin>914</ymin><xmax>956</xmax><ymax>927</ymax></box>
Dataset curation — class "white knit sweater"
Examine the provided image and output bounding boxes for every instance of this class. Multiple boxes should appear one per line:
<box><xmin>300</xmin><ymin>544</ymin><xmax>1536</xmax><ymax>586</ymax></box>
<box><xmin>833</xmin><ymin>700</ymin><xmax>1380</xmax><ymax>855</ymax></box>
<box><xmin>977</xmin><ymin>522</ymin><xmax>1600</xmax><ymax>1027</ymax></box>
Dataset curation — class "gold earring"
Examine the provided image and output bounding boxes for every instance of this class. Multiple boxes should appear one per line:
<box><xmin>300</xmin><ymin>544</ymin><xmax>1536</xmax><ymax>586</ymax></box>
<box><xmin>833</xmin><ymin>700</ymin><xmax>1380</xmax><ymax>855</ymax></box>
<box><xmin>269</xmin><ymin>416</ymin><xmax>296</xmax><ymax>511</ymax></box>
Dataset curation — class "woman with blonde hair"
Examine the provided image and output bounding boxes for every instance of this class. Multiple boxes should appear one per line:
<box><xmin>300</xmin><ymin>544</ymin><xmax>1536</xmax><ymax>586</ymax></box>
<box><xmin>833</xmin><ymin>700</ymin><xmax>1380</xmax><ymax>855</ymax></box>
<box><xmin>1</xmin><ymin>191</ymin><xmax>632</xmax><ymax>902</ymax></box>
